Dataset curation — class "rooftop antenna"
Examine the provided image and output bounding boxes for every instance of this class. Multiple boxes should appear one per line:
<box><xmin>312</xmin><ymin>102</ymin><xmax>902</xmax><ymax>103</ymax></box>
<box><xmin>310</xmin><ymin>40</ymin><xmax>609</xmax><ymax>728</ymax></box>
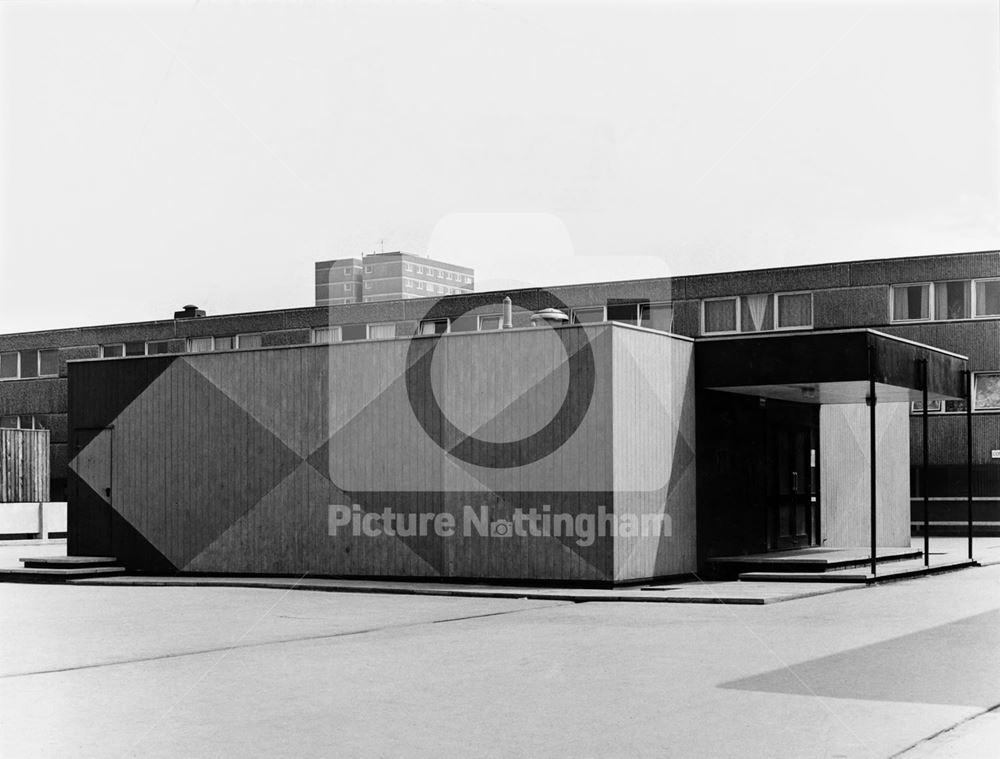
<box><xmin>380</xmin><ymin>239</ymin><xmax>384</xmax><ymax>255</ymax></box>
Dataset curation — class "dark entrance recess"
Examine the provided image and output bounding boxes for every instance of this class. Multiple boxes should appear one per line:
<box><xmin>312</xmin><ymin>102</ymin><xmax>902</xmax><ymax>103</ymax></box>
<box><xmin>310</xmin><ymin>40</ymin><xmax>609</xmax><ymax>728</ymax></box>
<box><xmin>696</xmin><ymin>390</ymin><xmax>819</xmax><ymax>563</ymax></box>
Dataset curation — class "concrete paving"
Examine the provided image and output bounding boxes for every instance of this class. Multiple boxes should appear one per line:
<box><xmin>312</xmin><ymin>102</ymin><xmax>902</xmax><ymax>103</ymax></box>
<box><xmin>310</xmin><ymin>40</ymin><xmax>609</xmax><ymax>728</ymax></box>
<box><xmin>2</xmin><ymin>561</ymin><xmax>999</xmax><ymax>758</ymax></box>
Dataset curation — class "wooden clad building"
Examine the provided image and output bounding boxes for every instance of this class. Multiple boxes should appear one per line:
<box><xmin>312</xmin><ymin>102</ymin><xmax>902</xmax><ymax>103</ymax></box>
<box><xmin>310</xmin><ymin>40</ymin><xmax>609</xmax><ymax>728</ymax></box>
<box><xmin>0</xmin><ymin>428</ymin><xmax>49</xmax><ymax>503</ymax></box>
<box><xmin>67</xmin><ymin>323</ymin><xmax>696</xmax><ymax>584</ymax></box>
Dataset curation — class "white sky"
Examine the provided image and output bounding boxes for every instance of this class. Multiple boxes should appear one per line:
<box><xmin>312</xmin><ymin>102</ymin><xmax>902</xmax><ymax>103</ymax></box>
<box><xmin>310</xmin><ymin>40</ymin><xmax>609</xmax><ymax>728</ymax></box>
<box><xmin>1</xmin><ymin>0</ymin><xmax>998</xmax><ymax>333</ymax></box>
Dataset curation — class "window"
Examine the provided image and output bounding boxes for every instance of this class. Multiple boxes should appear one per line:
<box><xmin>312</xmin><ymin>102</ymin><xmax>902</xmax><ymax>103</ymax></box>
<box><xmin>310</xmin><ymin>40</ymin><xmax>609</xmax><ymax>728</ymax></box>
<box><xmin>124</xmin><ymin>342</ymin><xmax>146</xmax><ymax>357</ymax></box>
<box><xmin>147</xmin><ymin>340</ymin><xmax>171</xmax><ymax>355</ymax></box>
<box><xmin>367</xmin><ymin>323</ymin><xmax>396</xmax><ymax>340</ymax></box>
<box><xmin>18</xmin><ymin>350</ymin><xmax>38</xmax><ymax>379</ymax></box>
<box><xmin>975</xmin><ymin>279</ymin><xmax>1000</xmax><ymax>317</ymax></box>
<box><xmin>639</xmin><ymin>303</ymin><xmax>673</xmax><ymax>332</ymax></box>
<box><xmin>187</xmin><ymin>337</ymin><xmax>213</xmax><ymax>353</ymax></box>
<box><xmin>214</xmin><ymin>336</ymin><xmax>234</xmax><ymax>351</ymax></box>
<box><xmin>365</xmin><ymin>265</ymin><xmax>373</xmax><ymax>273</ymax></box>
<box><xmin>312</xmin><ymin>326</ymin><xmax>342</xmax><ymax>344</ymax></box>
<box><xmin>776</xmin><ymin>292</ymin><xmax>813</xmax><ymax>329</ymax></box>
<box><xmin>740</xmin><ymin>295</ymin><xmax>774</xmax><ymax>332</ymax></box>
<box><xmin>0</xmin><ymin>352</ymin><xmax>17</xmax><ymax>379</ymax></box>
<box><xmin>703</xmin><ymin>298</ymin><xmax>738</xmax><ymax>334</ymax></box>
<box><xmin>3</xmin><ymin>413</ymin><xmax>49</xmax><ymax>430</ymax></box>
<box><xmin>404</xmin><ymin>263</ymin><xmax>412</xmax><ymax>272</ymax></box>
<box><xmin>911</xmin><ymin>399</ymin><xmax>943</xmax><ymax>414</ymax></box>
<box><xmin>341</xmin><ymin>324</ymin><xmax>367</xmax><ymax>341</ymax></box>
<box><xmin>36</xmin><ymin>349</ymin><xmax>58</xmax><ymax>376</ymax></box>
<box><xmin>892</xmin><ymin>283</ymin><xmax>932</xmax><ymax>321</ymax></box>
<box><xmin>607</xmin><ymin>302</ymin><xmax>641</xmax><ymax>325</ymax></box>
<box><xmin>891</xmin><ymin>279</ymin><xmax>1000</xmax><ymax>322</ymax></box>
<box><xmin>465</xmin><ymin>276</ymin><xmax>472</xmax><ymax>284</ymax></box>
<box><xmin>343</xmin><ymin>283</ymin><xmax>352</xmax><ymax>292</ymax></box>
<box><xmin>944</xmin><ymin>399</ymin><xmax>969</xmax><ymax>413</ymax></box>
<box><xmin>571</xmin><ymin>307</ymin><xmax>604</xmax><ymax>324</ymax></box>
<box><xmin>236</xmin><ymin>333</ymin><xmax>263</xmax><ymax>349</ymax></box>
<box><xmin>100</xmin><ymin>344</ymin><xmax>124</xmax><ymax>359</ymax></box>
<box><xmin>365</xmin><ymin>281</ymin><xmax>372</xmax><ymax>289</ymax></box>
<box><xmin>479</xmin><ymin>315</ymin><xmax>502</xmax><ymax>331</ymax></box>
<box><xmin>936</xmin><ymin>280</ymin><xmax>971</xmax><ymax>320</ymax></box>
<box><xmin>419</xmin><ymin>319</ymin><xmax>449</xmax><ymax>335</ymax></box>
<box><xmin>343</xmin><ymin>267</ymin><xmax>351</xmax><ymax>276</ymax></box>
<box><xmin>974</xmin><ymin>373</ymin><xmax>1000</xmax><ymax>410</ymax></box>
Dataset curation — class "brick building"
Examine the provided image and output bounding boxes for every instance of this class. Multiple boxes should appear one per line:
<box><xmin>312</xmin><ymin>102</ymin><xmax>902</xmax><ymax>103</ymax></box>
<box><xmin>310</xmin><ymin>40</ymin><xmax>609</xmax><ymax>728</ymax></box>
<box><xmin>2</xmin><ymin>249</ymin><xmax>998</xmax><ymax>539</ymax></box>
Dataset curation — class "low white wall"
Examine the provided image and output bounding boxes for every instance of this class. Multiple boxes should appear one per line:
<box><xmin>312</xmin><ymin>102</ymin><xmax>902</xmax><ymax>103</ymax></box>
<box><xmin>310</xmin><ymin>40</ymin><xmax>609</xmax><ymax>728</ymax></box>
<box><xmin>820</xmin><ymin>402</ymin><xmax>911</xmax><ymax>548</ymax></box>
<box><xmin>0</xmin><ymin>502</ymin><xmax>67</xmax><ymax>537</ymax></box>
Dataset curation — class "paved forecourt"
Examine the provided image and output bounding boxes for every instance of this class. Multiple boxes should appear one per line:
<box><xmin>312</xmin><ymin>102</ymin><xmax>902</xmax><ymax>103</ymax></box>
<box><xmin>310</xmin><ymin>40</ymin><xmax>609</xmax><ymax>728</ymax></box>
<box><xmin>2</xmin><ymin>562</ymin><xmax>1000</xmax><ymax>758</ymax></box>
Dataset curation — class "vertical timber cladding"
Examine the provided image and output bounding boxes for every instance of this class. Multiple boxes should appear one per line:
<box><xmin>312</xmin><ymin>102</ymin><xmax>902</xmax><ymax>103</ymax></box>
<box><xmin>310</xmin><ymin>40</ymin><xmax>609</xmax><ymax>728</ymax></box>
<box><xmin>611</xmin><ymin>328</ymin><xmax>697</xmax><ymax>581</ymax></box>
<box><xmin>820</xmin><ymin>402</ymin><xmax>911</xmax><ymax>548</ymax></box>
<box><xmin>67</xmin><ymin>324</ymin><xmax>697</xmax><ymax>582</ymax></box>
<box><xmin>0</xmin><ymin>428</ymin><xmax>50</xmax><ymax>502</ymax></box>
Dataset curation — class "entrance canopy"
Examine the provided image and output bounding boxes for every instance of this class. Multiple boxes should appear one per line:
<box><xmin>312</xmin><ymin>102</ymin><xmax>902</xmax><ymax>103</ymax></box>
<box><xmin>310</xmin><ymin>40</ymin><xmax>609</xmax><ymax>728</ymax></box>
<box><xmin>696</xmin><ymin>329</ymin><xmax>968</xmax><ymax>404</ymax></box>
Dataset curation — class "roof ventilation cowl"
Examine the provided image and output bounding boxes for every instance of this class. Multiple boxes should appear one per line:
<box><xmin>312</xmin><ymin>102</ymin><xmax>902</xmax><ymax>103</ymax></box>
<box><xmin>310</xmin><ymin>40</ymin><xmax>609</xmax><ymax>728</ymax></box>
<box><xmin>530</xmin><ymin>308</ymin><xmax>569</xmax><ymax>327</ymax></box>
<box><xmin>174</xmin><ymin>304</ymin><xmax>206</xmax><ymax>319</ymax></box>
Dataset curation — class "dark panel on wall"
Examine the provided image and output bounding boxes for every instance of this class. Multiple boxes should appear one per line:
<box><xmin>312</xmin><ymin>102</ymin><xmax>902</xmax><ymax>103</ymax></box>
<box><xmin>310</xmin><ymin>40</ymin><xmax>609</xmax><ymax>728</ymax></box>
<box><xmin>698</xmin><ymin>331</ymin><xmax>967</xmax><ymax>396</ymax></box>
<box><xmin>698</xmin><ymin>331</ymin><xmax>871</xmax><ymax>388</ymax></box>
<box><xmin>813</xmin><ymin>287</ymin><xmax>888</xmax><ymax>329</ymax></box>
<box><xmin>874</xmin><ymin>336</ymin><xmax>966</xmax><ymax>399</ymax></box>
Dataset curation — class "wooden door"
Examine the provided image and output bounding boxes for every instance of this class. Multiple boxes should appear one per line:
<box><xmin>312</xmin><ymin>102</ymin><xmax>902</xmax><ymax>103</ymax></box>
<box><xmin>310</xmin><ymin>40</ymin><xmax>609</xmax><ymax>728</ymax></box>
<box><xmin>767</xmin><ymin>423</ymin><xmax>819</xmax><ymax>550</ymax></box>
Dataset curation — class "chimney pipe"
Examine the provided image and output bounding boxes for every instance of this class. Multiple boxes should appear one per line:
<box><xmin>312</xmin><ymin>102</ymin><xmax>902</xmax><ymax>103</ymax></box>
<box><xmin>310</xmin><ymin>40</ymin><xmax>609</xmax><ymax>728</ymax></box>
<box><xmin>502</xmin><ymin>296</ymin><xmax>513</xmax><ymax>329</ymax></box>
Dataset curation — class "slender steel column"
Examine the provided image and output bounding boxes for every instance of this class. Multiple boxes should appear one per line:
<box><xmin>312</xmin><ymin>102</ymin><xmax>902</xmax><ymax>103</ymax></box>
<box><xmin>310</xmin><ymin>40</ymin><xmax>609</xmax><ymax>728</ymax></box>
<box><xmin>967</xmin><ymin>369</ymin><xmax>974</xmax><ymax>561</ymax></box>
<box><xmin>922</xmin><ymin>359</ymin><xmax>929</xmax><ymax>567</ymax></box>
<box><xmin>868</xmin><ymin>344</ymin><xmax>878</xmax><ymax>577</ymax></box>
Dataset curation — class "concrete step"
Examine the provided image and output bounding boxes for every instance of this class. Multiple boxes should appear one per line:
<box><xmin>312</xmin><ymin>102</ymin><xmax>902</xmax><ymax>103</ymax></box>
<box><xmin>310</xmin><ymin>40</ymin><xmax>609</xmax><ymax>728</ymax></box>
<box><xmin>711</xmin><ymin>548</ymin><xmax>922</xmax><ymax>575</ymax></box>
<box><xmin>20</xmin><ymin>556</ymin><xmax>118</xmax><ymax>569</ymax></box>
<box><xmin>739</xmin><ymin>559</ymin><xmax>977</xmax><ymax>584</ymax></box>
<box><xmin>0</xmin><ymin>566</ymin><xmax>126</xmax><ymax>583</ymax></box>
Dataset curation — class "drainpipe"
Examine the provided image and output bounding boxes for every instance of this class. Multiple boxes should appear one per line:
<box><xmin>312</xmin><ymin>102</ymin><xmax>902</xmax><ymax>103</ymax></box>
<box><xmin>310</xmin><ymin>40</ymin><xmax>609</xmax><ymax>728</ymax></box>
<box><xmin>867</xmin><ymin>342</ymin><xmax>878</xmax><ymax>578</ymax></box>
<box><xmin>966</xmin><ymin>369</ymin><xmax>974</xmax><ymax>560</ymax></box>
<box><xmin>921</xmin><ymin>358</ymin><xmax>929</xmax><ymax>568</ymax></box>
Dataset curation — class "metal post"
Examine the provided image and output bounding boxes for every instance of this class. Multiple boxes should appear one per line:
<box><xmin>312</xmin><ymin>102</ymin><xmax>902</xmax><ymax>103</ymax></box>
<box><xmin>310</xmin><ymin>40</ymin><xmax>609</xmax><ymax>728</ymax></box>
<box><xmin>922</xmin><ymin>359</ymin><xmax>929</xmax><ymax>567</ymax></box>
<box><xmin>966</xmin><ymin>369</ymin><xmax>974</xmax><ymax>561</ymax></box>
<box><xmin>868</xmin><ymin>344</ymin><xmax>878</xmax><ymax>577</ymax></box>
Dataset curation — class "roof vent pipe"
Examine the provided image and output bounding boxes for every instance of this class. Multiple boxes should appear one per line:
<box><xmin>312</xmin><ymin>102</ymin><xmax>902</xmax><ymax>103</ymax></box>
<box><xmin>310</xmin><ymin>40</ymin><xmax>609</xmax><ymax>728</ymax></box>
<box><xmin>502</xmin><ymin>296</ymin><xmax>513</xmax><ymax>329</ymax></box>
